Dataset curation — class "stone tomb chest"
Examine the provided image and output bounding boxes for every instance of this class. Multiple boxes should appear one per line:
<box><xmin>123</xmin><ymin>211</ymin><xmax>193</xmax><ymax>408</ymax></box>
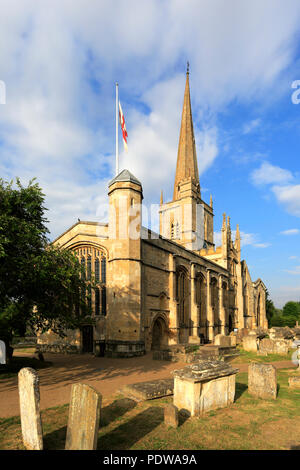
<box><xmin>172</xmin><ymin>361</ymin><xmax>238</xmax><ymax>417</ymax></box>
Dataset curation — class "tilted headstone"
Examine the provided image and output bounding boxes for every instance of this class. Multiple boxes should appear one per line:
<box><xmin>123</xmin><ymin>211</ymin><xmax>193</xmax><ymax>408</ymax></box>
<box><xmin>65</xmin><ymin>383</ymin><xmax>102</xmax><ymax>450</ymax></box>
<box><xmin>0</xmin><ymin>340</ymin><xmax>6</xmax><ymax>364</ymax></box>
<box><xmin>18</xmin><ymin>367</ymin><xmax>43</xmax><ymax>450</ymax></box>
<box><xmin>164</xmin><ymin>404</ymin><xmax>179</xmax><ymax>428</ymax></box>
<box><xmin>248</xmin><ymin>363</ymin><xmax>277</xmax><ymax>400</ymax></box>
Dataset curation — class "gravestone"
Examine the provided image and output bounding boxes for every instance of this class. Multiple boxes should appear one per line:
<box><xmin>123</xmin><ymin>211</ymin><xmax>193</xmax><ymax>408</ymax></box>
<box><xmin>18</xmin><ymin>367</ymin><xmax>43</xmax><ymax>450</ymax></box>
<box><xmin>288</xmin><ymin>376</ymin><xmax>300</xmax><ymax>389</ymax></box>
<box><xmin>122</xmin><ymin>378</ymin><xmax>174</xmax><ymax>401</ymax></box>
<box><xmin>172</xmin><ymin>361</ymin><xmax>238</xmax><ymax>416</ymax></box>
<box><xmin>65</xmin><ymin>383</ymin><xmax>102</xmax><ymax>450</ymax></box>
<box><xmin>0</xmin><ymin>340</ymin><xmax>6</xmax><ymax>364</ymax></box>
<box><xmin>164</xmin><ymin>404</ymin><xmax>179</xmax><ymax>428</ymax></box>
<box><xmin>248</xmin><ymin>363</ymin><xmax>277</xmax><ymax>400</ymax></box>
<box><xmin>214</xmin><ymin>334</ymin><xmax>231</xmax><ymax>347</ymax></box>
<box><xmin>259</xmin><ymin>338</ymin><xmax>289</xmax><ymax>355</ymax></box>
<box><xmin>242</xmin><ymin>335</ymin><xmax>258</xmax><ymax>352</ymax></box>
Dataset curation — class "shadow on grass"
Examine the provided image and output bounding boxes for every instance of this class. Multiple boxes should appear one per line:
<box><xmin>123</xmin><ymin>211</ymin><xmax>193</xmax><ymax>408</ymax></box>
<box><xmin>98</xmin><ymin>406</ymin><xmax>164</xmax><ymax>450</ymax></box>
<box><xmin>100</xmin><ymin>398</ymin><xmax>137</xmax><ymax>427</ymax></box>
<box><xmin>43</xmin><ymin>425</ymin><xmax>67</xmax><ymax>450</ymax></box>
<box><xmin>178</xmin><ymin>410</ymin><xmax>190</xmax><ymax>427</ymax></box>
<box><xmin>235</xmin><ymin>382</ymin><xmax>248</xmax><ymax>400</ymax></box>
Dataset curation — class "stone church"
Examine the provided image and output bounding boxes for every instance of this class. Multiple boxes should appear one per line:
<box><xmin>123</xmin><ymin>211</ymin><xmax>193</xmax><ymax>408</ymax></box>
<box><xmin>38</xmin><ymin>70</ymin><xmax>268</xmax><ymax>356</ymax></box>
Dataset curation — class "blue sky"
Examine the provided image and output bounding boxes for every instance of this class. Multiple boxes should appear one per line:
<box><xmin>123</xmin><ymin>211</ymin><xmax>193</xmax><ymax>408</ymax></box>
<box><xmin>0</xmin><ymin>0</ymin><xmax>299</xmax><ymax>307</ymax></box>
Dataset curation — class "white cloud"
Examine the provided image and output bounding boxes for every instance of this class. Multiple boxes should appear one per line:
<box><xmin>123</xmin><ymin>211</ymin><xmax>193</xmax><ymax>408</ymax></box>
<box><xmin>214</xmin><ymin>230</ymin><xmax>270</xmax><ymax>248</ymax></box>
<box><xmin>242</xmin><ymin>118</ymin><xmax>261</xmax><ymax>134</ymax></box>
<box><xmin>280</xmin><ymin>228</ymin><xmax>300</xmax><ymax>235</ymax></box>
<box><xmin>252</xmin><ymin>243</ymin><xmax>271</xmax><ymax>248</ymax></box>
<box><xmin>285</xmin><ymin>266</ymin><xmax>300</xmax><ymax>275</ymax></box>
<box><xmin>0</xmin><ymin>0</ymin><xmax>300</xmax><ymax>238</ymax></box>
<box><xmin>272</xmin><ymin>184</ymin><xmax>300</xmax><ymax>217</ymax></box>
<box><xmin>251</xmin><ymin>162</ymin><xmax>293</xmax><ymax>186</ymax></box>
<box><xmin>251</xmin><ymin>162</ymin><xmax>300</xmax><ymax>217</ymax></box>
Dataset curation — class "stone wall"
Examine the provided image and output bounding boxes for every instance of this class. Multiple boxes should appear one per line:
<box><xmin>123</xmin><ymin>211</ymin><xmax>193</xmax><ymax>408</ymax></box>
<box><xmin>37</xmin><ymin>328</ymin><xmax>81</xmax><ymax>353</ymax></box>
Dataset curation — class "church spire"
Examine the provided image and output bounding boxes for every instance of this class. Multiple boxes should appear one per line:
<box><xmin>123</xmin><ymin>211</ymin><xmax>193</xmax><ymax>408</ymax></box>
<box><xmin>173</xmin><ymin>64</ymin><xmax>200</xmax><ymax>201</ymax></box>
<box><xmin>160</xmin><ymin>189</ymin><xmax>163</xmax><ymax>205</ymax></box>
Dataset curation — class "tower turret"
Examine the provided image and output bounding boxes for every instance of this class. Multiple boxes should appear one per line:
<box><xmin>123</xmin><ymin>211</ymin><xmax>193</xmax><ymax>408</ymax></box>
<box><xmin>106</xmin><ymin>169</ymin><xmax>144</xmax><ymax>357</ymax></box>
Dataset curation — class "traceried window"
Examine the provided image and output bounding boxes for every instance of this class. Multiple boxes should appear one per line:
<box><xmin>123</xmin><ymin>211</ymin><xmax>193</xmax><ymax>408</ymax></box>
<box><xmin>73</xmin><ymin>245</ymin><xmax>107</xmax><ymax>317</ymax></box>
<box><xmin>95</xmin><ymin>287</ymin><xmax>100</xmax><ymax>316</ymax></box>
<box><xmin>95</xmin><ymin>258</ymin><xmax>100</xmax><ymax>283</ymax></box>
<box><xmin>101</xmin><ymin>258</ymin><xmax>106</xmax><ymax>284</ymax></box>
<box><xmin>81</xmin><ymin>257</ymin><xmax>86</xmax><ymax>280</ymax></box>
<box><xmin>87</xmin><ymin>256</ymin><xmax>92</xmax><ymax>281</ymax></box>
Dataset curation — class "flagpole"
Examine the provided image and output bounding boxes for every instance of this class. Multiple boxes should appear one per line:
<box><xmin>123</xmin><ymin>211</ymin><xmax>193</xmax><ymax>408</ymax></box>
<box><xmin>116</xmin><ymin>82</ymin><xmax>119</xmax><ymax>176</ymax></box>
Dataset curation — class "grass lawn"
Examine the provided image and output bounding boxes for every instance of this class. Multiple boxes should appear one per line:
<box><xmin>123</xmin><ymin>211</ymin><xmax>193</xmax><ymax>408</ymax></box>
<box><xmin>231</xmin><ymin>347</ymin><xmax>294</xmax><ymax>364</ymax></box>
<box><xmin>1</xmin><ymin>369</ymin><xmax>300</xmax><ymax>450</ymax></box>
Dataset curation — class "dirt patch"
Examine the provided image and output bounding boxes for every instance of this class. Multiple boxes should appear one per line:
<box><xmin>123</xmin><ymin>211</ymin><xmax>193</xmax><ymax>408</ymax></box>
<box><xmin>260</xmin><ymin>417</ymin><xmax>300</xmax><ymax>450</ymax></box>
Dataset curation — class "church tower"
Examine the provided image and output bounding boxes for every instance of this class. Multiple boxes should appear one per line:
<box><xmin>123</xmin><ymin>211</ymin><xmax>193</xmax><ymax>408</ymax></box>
<box><xmin>159</xmin><ymin>65</ymin><xmax>214</xmax><ymax>251</ymax></box>
<box><xmin>106</xmin><ymin>169</ymin><xmax>144</xmax><ymax>357</ymax></box>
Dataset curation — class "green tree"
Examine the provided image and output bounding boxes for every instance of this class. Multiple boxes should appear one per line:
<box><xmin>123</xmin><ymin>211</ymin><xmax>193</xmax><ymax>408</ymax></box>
<box><xmin>0</xmin><ymin>178</ymin><xmax>93</xmax><ymax>356</ymax></box>
<box><xmin>282</xmin><ymin>301</ymin><xmax>300</xmax><ymax>327</ymax></box>
<box><xmin>265</xmin><ymin>289</ymin><xmax>276</xmax><ymax>327</ymax></box>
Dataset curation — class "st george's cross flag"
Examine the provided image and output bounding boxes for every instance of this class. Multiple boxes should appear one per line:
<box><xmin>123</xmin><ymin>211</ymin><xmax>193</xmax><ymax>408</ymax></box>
<box><xmin>119</xmin><ymin>101</ymin><xmax>128</xmax><ymax>152</ymax></box>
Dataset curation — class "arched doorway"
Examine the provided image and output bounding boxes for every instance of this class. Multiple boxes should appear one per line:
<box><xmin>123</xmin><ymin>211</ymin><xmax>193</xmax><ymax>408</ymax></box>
<box><xmin>82</xmin><ymin>325</ymin><xmax>94</xmax><ymax>353</ymax></box>
<box><xmin>151</xmin><ymin>317</ymin><xmax>168</xmax><ymax>350</ymax></box>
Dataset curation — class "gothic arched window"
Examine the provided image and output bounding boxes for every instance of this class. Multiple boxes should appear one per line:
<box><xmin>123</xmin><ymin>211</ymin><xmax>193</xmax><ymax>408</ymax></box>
<box><xmin>73</xmin><ymin>245</ymin><xmax>107</xmax><ymax>317</ymax></box>
<box><xmin>101</xmin><ymin>257</ymin><xmax>106</xmax><ymax>283</ymax></box>
<box><xmin>81</xmin><ymin>257</ymin><xmax>86</xmax><ymax>280</ymax></box>
<box><xmin>87</xmin><ymin>256</ymin><xmax>92</xmax><ymax>281</ymax></box>
<box><xmin>95</xmin><ymin>258</ymin><xmax>100</xmax><ymax>283</ymax></box>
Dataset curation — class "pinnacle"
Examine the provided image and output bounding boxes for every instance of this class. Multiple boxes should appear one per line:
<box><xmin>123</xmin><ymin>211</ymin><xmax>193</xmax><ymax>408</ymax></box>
<box><xmin>173</xmin><ymin>70</ymin><xmax>200</xmax><ymax>200</ymax></box>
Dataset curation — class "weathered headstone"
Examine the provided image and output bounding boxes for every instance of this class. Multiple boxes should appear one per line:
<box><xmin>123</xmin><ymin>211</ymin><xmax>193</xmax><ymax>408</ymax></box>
<box><xmin>18</xmin><ymin>367</ymin><xmax>43</xmax><ymax>450</ymax></box>
<box><xmin>214</xmin><ymin>334</ymin><xmax>231</xmax><ymax>347</ymax></box>
<box><xmin>242</xmin><ymin>335</ymin><xmax>258</xmax><ymax>352</ymax></box>
<box><xmin>172</xmin><ymin>361</ymin><xmax>238</xmax><ymax>416</ymax></box>
<box><xmin>65</xmin><ymin>383</ymin><xmax>102</xmax><ymax>450</ymax></box>
<box><xmin>288</xmin><ymin>376</ymin><xmax>300</xmax><ymax>389</ymax></box>
<box><xmin>164</xmin><ymin>404</ymin><xmax>179</xmax><ymax>428</ymax></box>
<box><xmin>122</xmin><ymin>378</ymin><xmax>174</xmax><ymax>401</ymax></box>
<box><xmin>0</xmin><ymin>340</ymin><xmax>6</xmax><ymax>364</ymax></box>
<box><xmin>259</xmin><ymin>338</ymin><xmax>289</xmax><ymax>355</ymax></box>
<box><xmin>248</xmin><ymin>363</ymin><xmax>277</xmax><ymax>400</ymax></box>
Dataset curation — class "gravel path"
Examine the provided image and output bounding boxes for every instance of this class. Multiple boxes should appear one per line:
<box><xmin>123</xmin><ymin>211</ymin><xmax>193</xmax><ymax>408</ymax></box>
<box><xmin>0</xmin><ymin>352</ymin><xmax>297</xmax><ymax>418</ymax></box>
